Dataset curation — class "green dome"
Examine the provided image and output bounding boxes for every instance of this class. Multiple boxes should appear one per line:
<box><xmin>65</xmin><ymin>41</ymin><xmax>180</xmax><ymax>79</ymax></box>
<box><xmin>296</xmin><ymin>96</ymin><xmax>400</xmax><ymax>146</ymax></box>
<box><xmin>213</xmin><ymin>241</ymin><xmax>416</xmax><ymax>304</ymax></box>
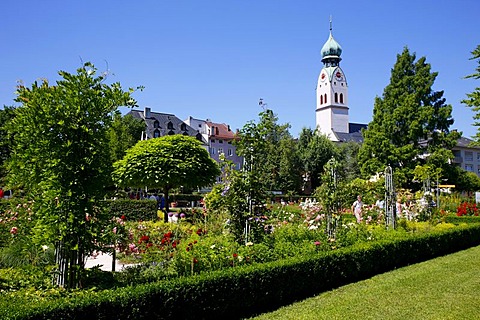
<box><xmin>321</xmin><ymin>32</ymin><xmax>342</xmax><ymax>58</ymax></box>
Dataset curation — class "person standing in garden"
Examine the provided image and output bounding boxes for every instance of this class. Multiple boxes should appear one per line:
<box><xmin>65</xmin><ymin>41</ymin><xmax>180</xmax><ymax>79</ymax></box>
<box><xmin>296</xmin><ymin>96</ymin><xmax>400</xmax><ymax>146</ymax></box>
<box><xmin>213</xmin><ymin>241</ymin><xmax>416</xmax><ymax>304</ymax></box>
<box><xmin>351</xmin><ymin>195</ymin><xmax>363</xmax><ymax>223</ymax></box>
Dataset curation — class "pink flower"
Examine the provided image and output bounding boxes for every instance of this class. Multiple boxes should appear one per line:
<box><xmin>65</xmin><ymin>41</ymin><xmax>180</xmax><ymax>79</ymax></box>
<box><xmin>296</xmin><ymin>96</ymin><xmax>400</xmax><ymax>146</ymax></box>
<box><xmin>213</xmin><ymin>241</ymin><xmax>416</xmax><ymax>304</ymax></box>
<box><xmin>112</xmin><ymin>227</ymin><xmax>117</xmax><ymax>234</ymax></box>
<box><xmin>10</xmin><ymin>227</ymin><xmax>18</xmax><ymax>235</ymax></box>
<box><xmin>314</xmin><ymin>241</ymin><xmax>321</xmax><ymax>246</ymax></box>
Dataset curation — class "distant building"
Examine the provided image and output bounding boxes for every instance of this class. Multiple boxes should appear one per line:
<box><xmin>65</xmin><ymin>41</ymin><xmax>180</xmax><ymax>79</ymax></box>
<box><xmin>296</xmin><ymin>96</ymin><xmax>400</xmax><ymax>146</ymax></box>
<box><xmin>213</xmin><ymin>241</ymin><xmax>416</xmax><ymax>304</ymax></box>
<box><xmin>185</xmin><ymin>116</ymin><xmax>243</xmax><ymax>177</ymax></box>
<box><xmin>128</xmin><ymin>107</ymin><xmax>205</xmax><ymax>144</ymax></box>
<box><xmin>452</xmin><ymin>136</ymin><xmax>480</xmax><ymax>176</ymax></box>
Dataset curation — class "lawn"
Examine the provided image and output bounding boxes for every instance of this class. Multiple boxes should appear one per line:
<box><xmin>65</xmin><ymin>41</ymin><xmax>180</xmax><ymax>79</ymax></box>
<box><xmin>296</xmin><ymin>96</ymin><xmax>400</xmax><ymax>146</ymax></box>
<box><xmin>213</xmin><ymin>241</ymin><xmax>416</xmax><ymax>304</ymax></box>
<box><xmin>251</xmin><ymin>245</ymin><xmax>480</xmax><ymax>320</ymax></box>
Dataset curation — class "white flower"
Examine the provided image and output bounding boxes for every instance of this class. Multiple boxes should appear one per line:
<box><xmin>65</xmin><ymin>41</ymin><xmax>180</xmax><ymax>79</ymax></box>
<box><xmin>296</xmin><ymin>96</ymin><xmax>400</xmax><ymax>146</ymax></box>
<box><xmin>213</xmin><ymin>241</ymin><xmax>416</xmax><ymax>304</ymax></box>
<box><xmin>210</xmin><ymin>244</ymin><xmax>216</xmax><ymax>249</ymax></box>
<box><xmin>246</xmin><ymin>242</ymin><xmax>253</xmax><ymax>246</ymax></box>
<box><xmin>41</xmin><ymin>245</ymin><xmax>48</xmax><ymax>251</ymax></box>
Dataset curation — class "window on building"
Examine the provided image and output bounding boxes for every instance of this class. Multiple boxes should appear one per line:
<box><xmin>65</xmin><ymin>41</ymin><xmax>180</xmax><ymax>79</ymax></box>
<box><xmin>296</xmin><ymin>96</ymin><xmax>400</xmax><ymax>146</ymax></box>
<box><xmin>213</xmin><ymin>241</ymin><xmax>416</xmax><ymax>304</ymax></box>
<box><xmin>465</xmin><ymin>151</ymin><xmax>473</xmax><ymax>162</ymax></box>
<box><xmin>219</xmin><ymin>139</ymin><xmax>223</xmax><ymax>144</ymax></box>
<box><xmin>211</xmin><ymin>147</ymin><xmax>215</xmax><ymax>155</ymax></box>
<box><xmin>320</xmin><ymin>95</ymin><xmax>323</xmax><ymax>104</ymax></box>
<box><xmin>334</xmin><ymin>92</ymin><xmax>338</xmax><ymax>103</ymax></box>
<box><xmin>153</xmin><ymin>129</ymin><xmax>160</xmax><ymax>138</ymax></box>
<box><xmin>180</xmin><ymin>123</ymin><xmax>186</xmax><ymax>131</ymax></box>
<box><xmin>340</xmin><ymin>93</ymin><xmax>344</xmax><ymax>104</ymax></box>
<box><xmin>211</xmin><ymin>139</ymin><xmax>215</xmax><ymax>143</ymax></box>
<box><xmin>218</xmin><ymin>148</ymin><xmax>224</xmax><ymax>155</ymax></box>
<box><xmin>167</xmin><ymin>122</ymin><xmax>174</xmax><ymax>130</ymax></box>
<box><xmin>168</xmin><ymin>130</ymin><xmax>174</xmax><ymax>135</ymax></box>
<box><xmin>477</xmin><ymin>152</ymin><xmax>480</xmax><ymax>161</ymax></box>
<box><xmin>324</xmin><ymin>93</ymin><xmax>327</xmax><ymax>103</ymax></box>
<box><xmin>153</xmin><ymin>120</ymin><xmax>160</xmax><ymax>128</ymax></box>
<box><xmin>228</xmin><ymin>148</ymin><xmax>232</xmax><ymax>156</ymax></box>
<box><xmin>465</xmin><ymin>164</ymin><xmax>474</xmax><ymax>172</ymax></box>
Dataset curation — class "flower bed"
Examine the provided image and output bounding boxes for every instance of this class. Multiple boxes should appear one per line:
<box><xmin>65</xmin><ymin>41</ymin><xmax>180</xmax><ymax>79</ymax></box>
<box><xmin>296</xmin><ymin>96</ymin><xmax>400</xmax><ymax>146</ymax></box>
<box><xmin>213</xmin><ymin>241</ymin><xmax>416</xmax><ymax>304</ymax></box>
<box><xmin>2</xmin><ymin>223</ymin><xmax>480</xmax><ymax>320</ymax></box>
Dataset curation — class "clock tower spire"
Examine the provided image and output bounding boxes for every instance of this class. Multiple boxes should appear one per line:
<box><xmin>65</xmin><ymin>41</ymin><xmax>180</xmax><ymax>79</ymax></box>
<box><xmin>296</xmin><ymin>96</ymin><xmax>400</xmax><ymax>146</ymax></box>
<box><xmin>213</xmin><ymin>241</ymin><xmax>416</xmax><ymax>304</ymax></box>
<box><xmin>315</xmin><ymin>19</ymin><xmax>349</xmax><ymax>141</ymax></box>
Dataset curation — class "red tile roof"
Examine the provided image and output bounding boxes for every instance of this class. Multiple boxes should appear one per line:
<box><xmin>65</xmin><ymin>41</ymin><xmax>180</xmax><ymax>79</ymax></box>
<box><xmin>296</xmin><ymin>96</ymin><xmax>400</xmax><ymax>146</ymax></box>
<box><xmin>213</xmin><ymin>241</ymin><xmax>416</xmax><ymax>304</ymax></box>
<box><xmin>205</xmin><ymin>121</ymin><xmax>236</xmax><ymax>139</ymax></box>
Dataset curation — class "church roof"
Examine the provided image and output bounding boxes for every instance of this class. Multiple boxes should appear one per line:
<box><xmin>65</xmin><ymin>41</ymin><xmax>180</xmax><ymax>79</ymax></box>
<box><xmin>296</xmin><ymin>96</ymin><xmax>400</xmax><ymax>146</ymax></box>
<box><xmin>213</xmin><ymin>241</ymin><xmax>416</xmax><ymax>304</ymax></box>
<box><xmin>333</xmin><ymin>131</ymin><xmax>364</xmax><ymax>143</ymax></box>
<box><xmin>321</xmin><ymin>32</ymin><xmax>342</xmax><ymax>60</ymax></box>
<box><xmin>332</xmin><ymin>123</ymin><xmax>367</xmax><ymax>143</ymax></box>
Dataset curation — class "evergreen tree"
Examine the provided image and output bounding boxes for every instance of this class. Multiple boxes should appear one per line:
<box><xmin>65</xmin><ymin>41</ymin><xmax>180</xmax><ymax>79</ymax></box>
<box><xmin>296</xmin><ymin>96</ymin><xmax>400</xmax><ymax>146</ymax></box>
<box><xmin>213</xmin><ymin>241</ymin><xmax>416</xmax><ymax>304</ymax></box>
<box><xmin>463</xmin><ymin>45</ymin><xmax>480</xmax><ymax>143</ymax></box>
<box><xmin>359</xmin><ymin>47</ymin><xmax>460</xmax><ymax>187</ymax></box>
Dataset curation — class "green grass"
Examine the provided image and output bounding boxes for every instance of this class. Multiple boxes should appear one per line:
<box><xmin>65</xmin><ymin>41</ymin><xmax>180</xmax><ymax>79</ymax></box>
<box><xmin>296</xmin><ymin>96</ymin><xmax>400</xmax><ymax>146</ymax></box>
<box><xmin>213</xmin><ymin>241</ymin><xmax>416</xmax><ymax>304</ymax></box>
<box><xmin>251</xmin><ymin>245</ymin><xmax>480</xmax><ymax>320</ymax></box>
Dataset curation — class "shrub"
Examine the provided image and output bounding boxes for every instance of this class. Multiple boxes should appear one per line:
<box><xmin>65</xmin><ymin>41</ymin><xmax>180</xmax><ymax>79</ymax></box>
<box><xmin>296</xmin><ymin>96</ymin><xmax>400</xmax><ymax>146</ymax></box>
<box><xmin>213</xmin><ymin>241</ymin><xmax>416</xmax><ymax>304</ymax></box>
<box><xmin>3</xmin><ymin>224</ymin><xmax>480</xmax><ymax>320</ymax></box>
<box><xmin>106</xmin><ymin>199</ymin><xmax>157</xmax><ymax>221</ymax></box>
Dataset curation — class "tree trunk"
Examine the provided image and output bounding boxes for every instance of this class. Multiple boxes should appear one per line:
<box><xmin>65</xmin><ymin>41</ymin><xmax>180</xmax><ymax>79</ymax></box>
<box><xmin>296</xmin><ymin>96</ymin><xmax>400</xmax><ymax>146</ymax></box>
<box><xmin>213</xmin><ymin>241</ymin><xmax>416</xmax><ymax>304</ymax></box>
<box><xmin>163</xmin><ymin>186</ymin><xmax>171</xmax><ymax>223</ymax></box>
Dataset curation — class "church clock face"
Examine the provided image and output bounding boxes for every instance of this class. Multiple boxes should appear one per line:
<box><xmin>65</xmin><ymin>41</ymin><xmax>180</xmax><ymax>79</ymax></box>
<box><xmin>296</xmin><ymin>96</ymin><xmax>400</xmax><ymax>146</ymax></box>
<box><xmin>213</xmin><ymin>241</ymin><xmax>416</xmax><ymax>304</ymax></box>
<box><xmin>335</xmin><ymin>71</ymin><xmax>343</xmax><ymax>81</ymax></box>
<box><xmin>321</xmin><ymin>73</ymin><xmax>326</xmax><ymax>82</ymax></box>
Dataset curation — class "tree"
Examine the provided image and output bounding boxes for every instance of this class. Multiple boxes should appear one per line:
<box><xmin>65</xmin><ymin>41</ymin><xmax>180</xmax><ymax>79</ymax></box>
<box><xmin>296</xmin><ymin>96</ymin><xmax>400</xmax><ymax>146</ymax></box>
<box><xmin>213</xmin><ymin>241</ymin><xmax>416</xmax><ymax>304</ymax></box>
<box><xmin>0</xmin><ymin>106</ymin><xmax>16</xmax><ymax>182</ymax></box>
<box><xmin>5</xmin><ymin>63</ymin><xmax>139</xmax><ymax>288</ymax></box>
<box><xmin>463</xmin><ymin>45</ymin><xmax>480</xmax><ymax>144</ymax></box>
<box><xmin>112</xmin><ymin>135</ymin><xmax>220</xmax><ymax>211</ymax></box>
<box><xmin>235</xmin><ymin>108</ymin><xmax>299</xmax><ymax>194</ymax></box>
<box><xmin>296</xmin><ymin>127</ymin><xmax>337</xmax><ymax>192</ymax></box>
<box><xmin>335</xmin><ymin>141</ymin><xmax>361</xmax><ymax>182</ymax></box>
<box><xmin>358</xmin><ymin>47</ymin><xmax>460</xmax><ymax>187</ymax></box>
<box><xmin>107</xmin><ymin>111</ymin><xmax>145</xmax><ymax>163</ymax></box>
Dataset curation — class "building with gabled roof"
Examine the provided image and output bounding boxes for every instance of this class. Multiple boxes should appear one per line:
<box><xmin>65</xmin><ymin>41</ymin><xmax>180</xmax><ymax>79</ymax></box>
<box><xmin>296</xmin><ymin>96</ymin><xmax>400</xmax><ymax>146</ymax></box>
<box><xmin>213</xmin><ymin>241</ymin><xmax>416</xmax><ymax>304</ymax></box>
<box><xmin>185</xmin><ymin>116</ymin><xmax>243</xmax><ymax>175</ymax></box>
<box><xmin>128</xmin><ymin>107</ymin><xmax>206</xmax><ymax>144</ymax></box>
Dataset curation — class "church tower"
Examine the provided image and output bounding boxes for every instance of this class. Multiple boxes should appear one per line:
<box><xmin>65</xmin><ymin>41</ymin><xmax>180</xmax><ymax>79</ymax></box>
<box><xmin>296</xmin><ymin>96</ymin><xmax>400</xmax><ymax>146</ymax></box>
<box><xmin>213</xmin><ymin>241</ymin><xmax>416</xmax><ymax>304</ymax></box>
<box><xmin>315</xmin><ymin>21</ymin><xmax>349</xmax><ymax>141</ymax></box>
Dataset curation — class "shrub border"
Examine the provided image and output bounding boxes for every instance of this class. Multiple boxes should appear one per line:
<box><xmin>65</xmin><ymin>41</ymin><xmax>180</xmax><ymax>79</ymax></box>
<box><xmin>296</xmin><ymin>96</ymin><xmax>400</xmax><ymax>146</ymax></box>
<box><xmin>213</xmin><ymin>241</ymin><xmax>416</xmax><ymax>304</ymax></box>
<box><xmin>3</xmin><ymin>224</ymin><xmax>480</xmax><ymax>319</ymax></box>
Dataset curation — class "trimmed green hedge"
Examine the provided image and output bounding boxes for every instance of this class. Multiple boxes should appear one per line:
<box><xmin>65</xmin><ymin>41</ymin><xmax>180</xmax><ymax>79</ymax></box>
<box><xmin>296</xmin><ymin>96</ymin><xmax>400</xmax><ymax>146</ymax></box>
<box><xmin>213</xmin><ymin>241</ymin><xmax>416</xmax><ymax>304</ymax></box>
<box><xmin>107</xmin><ymin>199</ymin><xmax>158</xmax><ymax>221</ymax></box>
<box><xmin>3</xmin><ymin>224</ymin><xmax>480</xmax><ymax>319</ymax></box>
<box><xmin>445</xmin><ymin>215</ymin><xmax>480</xmax><ymax>224</ymax></box>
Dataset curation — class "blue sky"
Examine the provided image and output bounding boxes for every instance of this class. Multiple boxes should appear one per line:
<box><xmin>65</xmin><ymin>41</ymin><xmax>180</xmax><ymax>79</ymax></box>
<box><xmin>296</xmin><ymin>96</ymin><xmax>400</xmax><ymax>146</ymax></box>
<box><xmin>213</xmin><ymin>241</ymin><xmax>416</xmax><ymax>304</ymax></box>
<box><xmin>1</xmin><ymin>0</ymin><xmax>479</xmax><ymax>138</ymax></box>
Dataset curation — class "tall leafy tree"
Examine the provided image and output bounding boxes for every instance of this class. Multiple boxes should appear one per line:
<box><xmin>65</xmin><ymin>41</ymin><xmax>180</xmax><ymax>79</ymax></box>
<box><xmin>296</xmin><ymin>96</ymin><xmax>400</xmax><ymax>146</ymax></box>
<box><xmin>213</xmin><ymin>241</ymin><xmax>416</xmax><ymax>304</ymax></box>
<box><xmin>463</xmin><ymin>45</ymin><xmax>480</xmax><ymax>143</ymax></box>
<box><xmin>335</xmin><ymin>141</ymin><xmax>361</xmax><ymax>182</ymax></box>
<box><xmin>0</xmin><ymin>106</ymin><xmax>16</xmax><ymax>182</ymax></box>
<box><xmin>112</xmin><ymin>135</ymin><xmax>220</xmax><ymax>211</ymax></box>
<box><xmin>296</xmin><ymin>127</ymin><xmax>337</xmax><ymax>192</ymax></box>
<box><xmin>235</xmin><ymin>109</ymin><xmax>298</xmax><ymax>194</ymax></box>
<box><xmin>107</xmin><ymin>111</ymin><xmax>145</xmax><ymax>163</ymax></box>
<box><xmin>358</xmin><ymin>47</ymin><xmax>460</xmax><ymax>187</ymax></box>
<box><xmin>5</xmin><ymin>63</ymin><xmax>139</xmax><ymax>288</ymax></box>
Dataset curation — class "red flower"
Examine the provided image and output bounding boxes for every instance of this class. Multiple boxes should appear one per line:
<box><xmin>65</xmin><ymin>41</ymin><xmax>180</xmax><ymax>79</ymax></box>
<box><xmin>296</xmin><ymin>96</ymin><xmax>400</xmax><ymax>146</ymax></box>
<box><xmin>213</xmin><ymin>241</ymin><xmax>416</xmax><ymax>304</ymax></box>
<box><xmin>10</xmin><ymin>227</ymin><xmax>18</xmax><ymax>235</ymax></box>
<box><xmin>121</xmin><ymin>215</ymin><xmax>126</xmax><ymax>220</ymax></box>
<box><xmin>139</xmin><ymin>235</ymin><xmax>150</xmax><ymax>243</ymax></box>
<box><xmin>233</xmin><ymin>253</ymin><xmax>238</xmax><ymax>258</ymax></box>
<box><xmin>193</xmin><ymin>258</ymin><xmax>198</xmax><ymax>264</ymax></box>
